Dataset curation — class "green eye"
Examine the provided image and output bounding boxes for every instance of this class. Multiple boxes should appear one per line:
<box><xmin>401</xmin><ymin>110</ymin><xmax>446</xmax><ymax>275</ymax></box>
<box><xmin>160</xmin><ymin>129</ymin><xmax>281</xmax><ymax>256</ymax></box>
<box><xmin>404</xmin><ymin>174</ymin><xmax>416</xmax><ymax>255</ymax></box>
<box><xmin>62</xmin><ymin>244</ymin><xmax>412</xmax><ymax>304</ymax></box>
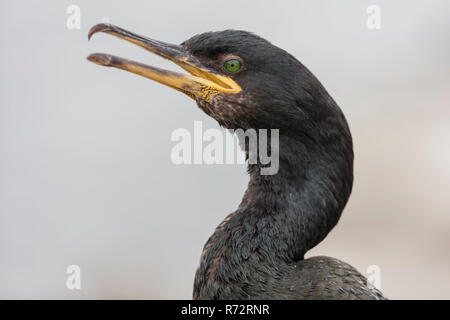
<box><xmin>224</xmin><ymin>59</ymin><xmax>242</xmax><ymax>73</ymax></box>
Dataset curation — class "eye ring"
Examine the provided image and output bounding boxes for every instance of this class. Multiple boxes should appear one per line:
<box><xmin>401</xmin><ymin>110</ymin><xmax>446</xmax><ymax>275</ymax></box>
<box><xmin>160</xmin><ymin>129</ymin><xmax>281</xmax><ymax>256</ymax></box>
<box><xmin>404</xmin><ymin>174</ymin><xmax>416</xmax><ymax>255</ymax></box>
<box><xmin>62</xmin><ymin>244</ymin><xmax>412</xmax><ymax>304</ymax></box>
<box><xmin>223</xmin><ymin>58</ymin><xmax>242</xmax><ymax>73</ymax></box>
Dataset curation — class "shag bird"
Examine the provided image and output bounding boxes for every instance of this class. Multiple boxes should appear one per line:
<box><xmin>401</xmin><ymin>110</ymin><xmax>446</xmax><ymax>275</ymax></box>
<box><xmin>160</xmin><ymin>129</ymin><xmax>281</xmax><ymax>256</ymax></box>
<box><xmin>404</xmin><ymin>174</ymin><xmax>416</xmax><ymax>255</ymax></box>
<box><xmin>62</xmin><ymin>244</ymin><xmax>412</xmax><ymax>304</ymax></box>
<box><xmin>87</xmin><ymin>23</ymin><xmax>386</xmax><ymax>300</ymax></box>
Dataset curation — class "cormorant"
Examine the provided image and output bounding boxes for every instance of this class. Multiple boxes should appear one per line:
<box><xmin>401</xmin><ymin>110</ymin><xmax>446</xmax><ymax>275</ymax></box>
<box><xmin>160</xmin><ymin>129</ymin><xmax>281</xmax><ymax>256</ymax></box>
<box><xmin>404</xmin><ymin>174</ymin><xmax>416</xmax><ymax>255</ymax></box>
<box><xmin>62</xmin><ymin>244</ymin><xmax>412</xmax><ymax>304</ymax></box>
<box><xmin>87</xmin><ymin>23</ymin><xmax>386</xmax><ymax>300</ymax></box>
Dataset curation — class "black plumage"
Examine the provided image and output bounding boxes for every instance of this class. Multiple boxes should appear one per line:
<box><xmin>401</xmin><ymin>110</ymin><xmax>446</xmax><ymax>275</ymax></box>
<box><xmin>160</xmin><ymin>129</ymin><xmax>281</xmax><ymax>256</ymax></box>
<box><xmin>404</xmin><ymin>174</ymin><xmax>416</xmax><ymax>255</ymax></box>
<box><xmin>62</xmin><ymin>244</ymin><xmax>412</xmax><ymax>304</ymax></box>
<box><xmin>88</xmin><ymin>25</ymin><xmax>386</xmax><ymax>300</ymax></box>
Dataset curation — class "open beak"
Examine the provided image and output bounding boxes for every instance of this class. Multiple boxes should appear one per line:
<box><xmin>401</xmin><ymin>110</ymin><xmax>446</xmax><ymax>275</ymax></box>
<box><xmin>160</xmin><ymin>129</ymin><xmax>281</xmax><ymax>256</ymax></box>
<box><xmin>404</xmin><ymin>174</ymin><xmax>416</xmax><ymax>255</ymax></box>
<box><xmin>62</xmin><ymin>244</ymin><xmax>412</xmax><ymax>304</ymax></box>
<box><xmin>87</xmin><ymin>23</ymin><xmax>241</xmax><ymax>102</ymax></box>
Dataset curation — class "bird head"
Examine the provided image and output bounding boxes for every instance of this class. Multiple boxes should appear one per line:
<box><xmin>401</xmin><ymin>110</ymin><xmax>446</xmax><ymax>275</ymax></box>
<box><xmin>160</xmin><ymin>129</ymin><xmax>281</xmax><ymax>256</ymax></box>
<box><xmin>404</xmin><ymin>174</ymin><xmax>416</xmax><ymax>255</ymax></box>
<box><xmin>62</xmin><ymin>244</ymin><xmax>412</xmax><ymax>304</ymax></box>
<box><xmin>87</xmin><ymin>24</ymin><xmax>332</xmax><ymax>133</ymax></box>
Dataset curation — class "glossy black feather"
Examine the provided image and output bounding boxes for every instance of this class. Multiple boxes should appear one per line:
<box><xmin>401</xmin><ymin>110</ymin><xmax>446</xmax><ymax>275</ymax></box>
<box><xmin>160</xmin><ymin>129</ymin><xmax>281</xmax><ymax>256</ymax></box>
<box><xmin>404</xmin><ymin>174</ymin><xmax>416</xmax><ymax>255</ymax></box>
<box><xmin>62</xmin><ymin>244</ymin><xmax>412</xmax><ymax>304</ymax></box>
<box><xmin>181</xmin><ymin>30</ymin><xmax>385</xmax><ymax>300</ymax></box>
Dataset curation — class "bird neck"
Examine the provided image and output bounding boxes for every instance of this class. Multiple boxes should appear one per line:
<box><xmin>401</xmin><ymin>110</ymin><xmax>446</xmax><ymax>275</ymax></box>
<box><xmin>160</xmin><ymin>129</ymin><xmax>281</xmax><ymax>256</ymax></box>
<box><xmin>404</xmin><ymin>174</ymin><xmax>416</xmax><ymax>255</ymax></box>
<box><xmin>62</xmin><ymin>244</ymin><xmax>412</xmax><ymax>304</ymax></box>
<box><xmin>194</xmin><ymin>128</ymin><xmax>353</xmax><ymax>298</ymax></box>
<box><xmin>243</xmin><ymin>131</ymin><xmax>353</xmax><ymax>256</ymax></box>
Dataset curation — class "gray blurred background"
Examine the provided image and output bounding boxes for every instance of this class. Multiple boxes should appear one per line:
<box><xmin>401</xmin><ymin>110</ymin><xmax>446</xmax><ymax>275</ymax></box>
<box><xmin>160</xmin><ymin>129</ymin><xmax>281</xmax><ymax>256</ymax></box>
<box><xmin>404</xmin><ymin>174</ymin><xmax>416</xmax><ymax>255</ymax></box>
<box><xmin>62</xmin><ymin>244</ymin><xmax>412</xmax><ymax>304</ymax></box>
<box><xmin>1</xmin><ymin>0</ymin><xmax>449</xmax><ymax>299</ymax></box>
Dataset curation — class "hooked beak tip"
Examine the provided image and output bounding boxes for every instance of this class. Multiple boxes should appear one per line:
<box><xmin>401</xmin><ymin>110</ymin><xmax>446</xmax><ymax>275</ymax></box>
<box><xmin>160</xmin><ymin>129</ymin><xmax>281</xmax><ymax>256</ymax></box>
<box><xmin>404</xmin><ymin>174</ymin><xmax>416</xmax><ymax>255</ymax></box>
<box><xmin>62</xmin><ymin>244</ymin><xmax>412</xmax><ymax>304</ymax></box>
<box><xmin>88</xmin><ymin>23</ymin><xmax>113</xmax><ymax>41</ymax></box>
